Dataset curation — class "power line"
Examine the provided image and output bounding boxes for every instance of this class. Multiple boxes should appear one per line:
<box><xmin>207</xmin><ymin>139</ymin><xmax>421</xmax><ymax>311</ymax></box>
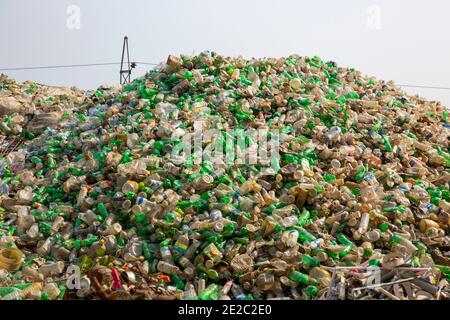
<box><xmin>398</xmin><ymin>84</ymin><xmax>450</xmax><ymax>91</ymax></box>
<box><xmin>0</xmin><ymin>62</ymin><xmax>121</xmax><ymax>71</ymax></box>
<box><xmin>1</xmin><ymin>62</ymin><xmax>450</xmax><ymax>92</ymax></box>
<box><xmin>135</xmin><ymin>62</ymin><xmax>159</xmax><ymax>66</ymax></box>
<box><xmin>0</xmin><ymin>62</ymin><xmax>158</xmax><ymax>71</ymax></box>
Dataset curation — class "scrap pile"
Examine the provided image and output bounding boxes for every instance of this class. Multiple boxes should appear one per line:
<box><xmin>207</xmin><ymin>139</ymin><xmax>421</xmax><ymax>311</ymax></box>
<box><xmin>0</xmin><ymin>52</ymin><xmax>449</xmax><ymax>300</ymax></box>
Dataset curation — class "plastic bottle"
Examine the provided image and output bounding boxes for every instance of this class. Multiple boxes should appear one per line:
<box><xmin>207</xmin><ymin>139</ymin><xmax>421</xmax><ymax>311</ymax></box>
<box><xmin>173</xmin><ymin>233</ymin><xmax>190</xmax><ymax>255</ymax></box>
<box><xmin>184</xmin><ymin>239</ymin><xmax>201</xmax><ymax>260</ymax></box>
<box><xmin>203</xmin><ymin>243</ymin><xmax>223</xmax><ymax>263</ymax></box>
<box><xmin>290</xmin><ymin>271</ymin><xmax>319</xmax><ymax>286</ymax></box>
<box><xmin>181</xmin><ymin>283</ymin><xmax>198</xmax><ymax>300</ymax></box>
<box><xmin>281</xmin><ymin>229</ymin><xmax>299</xmax><ymax>247</ymax></box>
<box><xmin>157</xmin><ymin>260</ymin><xmax>181</xmax><ymax>275</ymax></box>
<box><xmin>199</xmin><ymin>284</ymin><xmax>219</xmax><ymax>300</ymax></box>
<box><xmin>391</xmin><ymin>233</ymin><xmax>417</xmax><ymax>255</ymax></box>
<box><xmin>231</xmin><ymin>283</ymin><xmax>246</xmax><ymax>300</ymax></box>
<box><xmin>178</xmin><ymin>256</ymin><xmax>195</xmax><ymax>277</ymax></box>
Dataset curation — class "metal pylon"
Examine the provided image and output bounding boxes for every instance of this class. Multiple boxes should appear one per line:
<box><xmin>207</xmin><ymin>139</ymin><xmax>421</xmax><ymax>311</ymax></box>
<box><xmin>120</xmin><ymin>36</ymin><xmax>136</xmax><ymax>84</ymax></box>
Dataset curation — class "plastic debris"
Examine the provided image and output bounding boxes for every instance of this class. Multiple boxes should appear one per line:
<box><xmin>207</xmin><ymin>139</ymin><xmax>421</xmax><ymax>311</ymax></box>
<box><xmin>0</xmin><ymin>52</ymin><xmax>450</xmax><ymax>300</ymax></box>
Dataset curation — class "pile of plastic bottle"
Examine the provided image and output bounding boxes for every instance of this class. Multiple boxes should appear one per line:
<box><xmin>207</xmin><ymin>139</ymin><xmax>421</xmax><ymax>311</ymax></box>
<box><xmin>0</xmin><ymin>52</ymin><xmax>449</xmax><ymax>300</ymax></box>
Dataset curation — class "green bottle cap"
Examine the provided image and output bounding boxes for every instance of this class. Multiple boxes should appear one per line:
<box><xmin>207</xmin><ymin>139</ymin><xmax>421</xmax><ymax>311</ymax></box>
<box><xmin>379</xmin><ymin>222</ymin><xmax>389</xmax><ymax>232</ymax></box>
<box><xmin>305</xmin><ymin>285</ymin><xmax>319</xmax><ymax>298</ymax></box>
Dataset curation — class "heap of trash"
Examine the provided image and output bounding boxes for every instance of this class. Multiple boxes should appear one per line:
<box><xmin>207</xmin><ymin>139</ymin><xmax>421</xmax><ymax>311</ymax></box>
<box><xmin>0</xmin><ymin>52</ymin><xmax>449</xmax><ymax>300</ymax></box>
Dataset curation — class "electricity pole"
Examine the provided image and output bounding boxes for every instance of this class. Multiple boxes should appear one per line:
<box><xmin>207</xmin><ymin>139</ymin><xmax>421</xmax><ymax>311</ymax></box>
<box><xmin>119</xmin><ymin>36</ymin><xmax>136</xmax><ymax>84</ymax></box>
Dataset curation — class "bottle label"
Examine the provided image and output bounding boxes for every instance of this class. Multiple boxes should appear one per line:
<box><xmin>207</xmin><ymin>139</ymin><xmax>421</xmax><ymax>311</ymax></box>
<box><xmin>174</xmin><ymin>241</ymin><xmax>188</xmax><ymax>253</ymax></box>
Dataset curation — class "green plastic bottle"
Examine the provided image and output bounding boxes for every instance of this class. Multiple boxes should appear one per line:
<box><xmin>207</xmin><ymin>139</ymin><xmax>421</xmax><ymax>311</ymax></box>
<box><xmin>121</xmin><ymin>150</ymin><xmax>133</xmax><ymax>164</ymax></box>
<box><xmin>68</xmin><ymin>167</ymin><xmax>85</xmax><ymax>176</ymax></box>
<box><xmin>197</xmin><ymin>264</ymin><xmax>219</xmax><ymax>280</ymax></box>
<box><xmin>66</xmin><ymin>236</ymin><xmax>99</xmax><ymax>249</ymax></box>
<box><xmin>97</xmin><ymin>203</ymin><xmax>108</xmax><ymax>219</ymax></box>
<box><xmin>199</xmin><ymin>284</ymin><xmax>219</xmax><ymax>300</ymax></box>
<box><xmin>297</xmin><ymin>209</ymin><xmax>310</xmax><ymax>227</ymax></box>
<box><xmin>382</xmin><ymin>205</ymin><xmax>405</xmax><ymax>213</ymax></box>
<box><xmin>355</xmin><ymin>166</ymin><xmax>366</xmax><ymax>182</ymax></box>
<box><xmin>337</xmin><ymin>234</ymin><xmax>354</xmax><ymax>257</ymax></box>
<box><xmin>290</xmin><ymin>271</ymin><xmax>319</xmax><ymax>286</ymax></box>
<box><xmin>293</xmin><ymin>226</ymin><xmax>317</xmax><ymax>243</ymax></box>
<box><xmin>222</xmin><ymin>223</ymin><xmax>235</xmax><ymax>237</ymax></box>
<box><xmin>142</xmin><ymin>241</ymin><xmax>154</xmax><ymax>262</ymax></box>
<box><xmin>302</xmin><ymin>253</ymin><xmax>320</xmax><ymax>267</ymax></box>
<box><xmin>170</xmin><ymin>274</ymin><xmax>185</xmax><ymax>290</ymax></box>
<box><xmin>47</xmin><ymin>157</ymin><xmax>57</xmax><ymax>170</ymax></box>
<box><xmin>323</xmin><ymin>173</ymin><xmax>336</xmax><ymax>182</ymax></box>
<box><xmin>382</xmin><ymin>135</ymin><xmax>393</xmax><ymax>152</ymax></box>
<box><xmin>436</xmin><ymin>265</ymin><xmax>450</xmax><ymax>278</ymax></box>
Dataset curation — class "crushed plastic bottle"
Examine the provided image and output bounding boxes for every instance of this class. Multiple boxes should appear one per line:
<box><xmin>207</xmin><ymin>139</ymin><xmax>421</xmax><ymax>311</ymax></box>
<box><xmin>1</xmin><ymin>52</ymin><xmax>450</xmax><ymax>300</ymax></box>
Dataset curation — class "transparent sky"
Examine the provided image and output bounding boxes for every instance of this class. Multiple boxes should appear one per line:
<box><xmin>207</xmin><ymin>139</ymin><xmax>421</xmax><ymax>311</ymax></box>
<box><xmin>1</xmin><ymin>0</ymin><xmax>449</xmax><ymax>107</ymax></box>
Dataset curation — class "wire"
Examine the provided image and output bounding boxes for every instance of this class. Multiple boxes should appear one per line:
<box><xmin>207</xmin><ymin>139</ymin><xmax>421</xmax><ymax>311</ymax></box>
<box><xmin>1</xmin><ymin>62</ymin><xmax>449</xmax><ymax>91</ymax></box>
<box><xmin>398</xmin><ymin>84</ymin><xmax>450</xmax><ymax>91</ymax></box>
<box><xmin>135</xmin><ymin>62</ymin><xmax>159</xmax><ymax>66</ymax></box>
<box><xmin>0</xmin><ymin>61</ymin><xmax>158</xmax><ymax>71</ymax></box>
<box><xmin>0</xmin><ymin>62</ymin><xmax>121</xmax><ymax>71</ymax></box>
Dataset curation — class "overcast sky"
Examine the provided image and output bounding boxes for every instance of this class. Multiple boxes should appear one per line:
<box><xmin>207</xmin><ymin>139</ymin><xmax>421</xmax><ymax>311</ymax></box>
<box><xmin>1</xmin><ymin>0</ymin><xmax>449</xmax><ymax>107</ymax></box>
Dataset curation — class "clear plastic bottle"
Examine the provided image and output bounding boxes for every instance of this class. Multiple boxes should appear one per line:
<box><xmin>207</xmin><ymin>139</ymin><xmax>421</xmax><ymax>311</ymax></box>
<box><xmin>173</xmin><ymin>233</ymin><xmax>190</xmax><ymax>255</ymax></box>
<box><xmin>391</xmin><ymin>233</ymin><xmax>417</xmax><ymax>255</ymax></box>
<box><xmin>231</xmin><ymin>283</ymin><xmax>246</xmax><ymax>300</ymax></box>
<box><xmin>184</xmin><ymin>239</ymin><xmax>201</xmax><ymax>260</ymax></box>
<box><xmin>181</xmin><ymin>283</ymin><xmax>198</xmax><ymax>300</ymax></box>
<box><xmin>178</xmin><ymin>256</ymin><xmax>195</xmax><ymax>277</ymax></box>
<box><xmin>160</xmin><ymin>244</ymin><xmax>173</xmax><ymax>262</ymax></box>
<box><xmin>281</xmin><ymin>229</ymin><xmax>299</xmax><ymax>247</ymax></box>
<box><xmin>157</xmin><ymin>260</ymin><xmax>181</xmax><ymax>274</ymax></box>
